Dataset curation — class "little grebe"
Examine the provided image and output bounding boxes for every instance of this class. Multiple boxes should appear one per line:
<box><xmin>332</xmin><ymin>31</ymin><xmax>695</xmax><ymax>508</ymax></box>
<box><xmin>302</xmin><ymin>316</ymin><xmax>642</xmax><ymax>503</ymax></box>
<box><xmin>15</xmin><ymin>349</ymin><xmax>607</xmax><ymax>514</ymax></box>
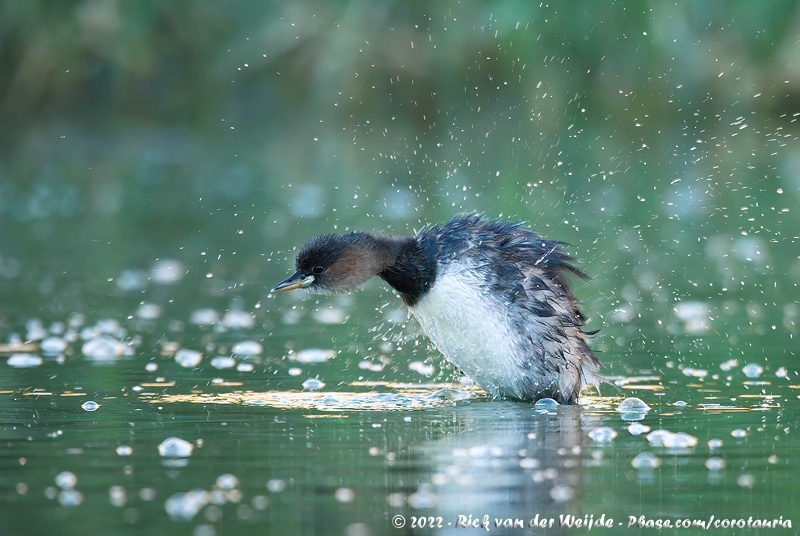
<box><xmin>272</xmin><ymin>214</ymin><xmax>601</xmax><ymax>404</ymax></box>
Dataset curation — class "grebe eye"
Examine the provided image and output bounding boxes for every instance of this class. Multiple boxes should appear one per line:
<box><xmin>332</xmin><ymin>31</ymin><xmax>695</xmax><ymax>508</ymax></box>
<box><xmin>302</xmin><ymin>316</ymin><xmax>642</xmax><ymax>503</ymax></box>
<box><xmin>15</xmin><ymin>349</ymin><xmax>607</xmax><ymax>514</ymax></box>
<box><xmin>313</xmin><ymin>265</ymin><xmax>325</xmax><ymax>274</ymax></box>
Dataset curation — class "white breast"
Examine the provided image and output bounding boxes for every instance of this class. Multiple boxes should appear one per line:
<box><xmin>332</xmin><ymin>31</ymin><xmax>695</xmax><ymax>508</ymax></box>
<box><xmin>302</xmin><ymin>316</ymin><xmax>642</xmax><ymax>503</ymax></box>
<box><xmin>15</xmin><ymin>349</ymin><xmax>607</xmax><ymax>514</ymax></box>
<box><xmin>409</xmin><ymin>261</ymin><xmax>531</xmax><ymax>399</ymax></box>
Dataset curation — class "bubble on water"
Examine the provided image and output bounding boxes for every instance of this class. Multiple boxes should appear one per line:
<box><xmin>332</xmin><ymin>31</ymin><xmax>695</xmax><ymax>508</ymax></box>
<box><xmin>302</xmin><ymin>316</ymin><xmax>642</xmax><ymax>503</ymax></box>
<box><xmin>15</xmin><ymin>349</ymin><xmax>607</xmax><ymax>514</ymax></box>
<box><xmin>534</xmin><ymin>398</ymin><xmax>559</xmax><ymax>410</ymax></box>
<box><xmin>631</xmin><ymin>452</ymin><xmax>661</xmax><ymax>469</ymax></box>
<box><xmin>7</xmin><ymin>353</ymin><xmax>43</xmax><ymax>367</ymax></box>
<box><xmin>731</xmin><ymin>428</ymin><xmax>747</xmax><ymax>438</ymax></box>
<box><xmin>190</xmin><ymin>308</ymin><xmax>220</xmax><ymax>326</ymax></box>
<box><xmin>136</xmin><ymin>303</ymin><xmax>162</xmax><ymax>320</ymax></box>
<box><xmin>40</xmin><ymin>337</ymin><xmax>68</xmax><ymax>354</ymax></box>
<box><xmin>210</xmin><ymin>356</ymin><xmax>236</xmax><ymax>369</ymax></box>
<box><xmin>222</xmin><ymin>310</ymin><xmax>254</xmax><ymax>329</ymax></box>
<box><xmin>627</xmin><ymin>423</ymin><xmax>651</xmax><ymax>435</ymax></box>
<box><xmin>618</xmin><ymin>397</ymin><xmax>650</xmax><ymax>420</ymax></box>
<box><xmin>302</xmin><ymin>378</ymin><xmax>325</xmax><ymax>390</ymax></box>
<box><xmin>165</xmin><ymin>490</ymin><xmax>209</xmax><ymax>521</ymax></box>
<box><xmin>232</xmin><ymin>341</ymin><xmax>262</xmax><ymax>355</ymax></box>
<box><xmin>152</xmin><ymin>259</ymin><xmax>184</xmax><ymax>284</ymax></box>
<box><xmin>116</xmin><ymin>445</ymin><xmax>133</xmax><ymax>456</ymax></box>
<box><xmin>293</xmin><ymin>349</ymin><xmax>336</xmax><ymax>363</ymax></box>
<box><xmin>737</xmin><ymin>474</ymin><xmax>755</xmax><ymax>488</ymax></box>
<box><xmin>266</xmin><ymin>479</ymin><xmax>286</xmax><ymax>493</ymax></box>
<box><xmin>81</xmin><ymin>400</ymin><xmax>100</xmax><ymax>412</ymax></box>
<box><xmin>617</xmin><ymin>397</ymin><xmax>650</xmax><ymax>412</ymax></box>
<box><xmin>334</xmin><ymin>487</ymin><xmax>355</xmax><ymax>503</ymax></box>
<box><xmin>312</xmin><ymin>307</ymin><xmax>347</xmax><ymax>325</ymax></box>
<box><xmin>775</xmin><ymin>366</ymin><xmax>788</xmax><ymax>379</ymax></box>
<box><xmin>145</xmin><ymin>362</ymin><xmax>158</xmax><ymax>372</ymax></box>
<box><xmin>55</xmin><ymin>471</ymin><xmax>77</xmax><ymax>489</ymax></box>
<box><xmin>82</xmin><ymin>336</ymin><xmax>126</xmax><ymax>361</ymax></box>
<box><xmin>588</xmin><ymin>427</ymin><xmax>617</xmax><ymax>443</ymax></box>
<box><xmin>175</xmin><ymin>349</ymin><xmax>202</xmax><ymax>368</ymax></box>
<box><xmin>550</xmin><ymin>484</ymin><xmax>574</xmax><ymax>502</ymax></box>
<box><xmin>646</xmin><ymin>429</ymin><xmax>673</xmax><ymax>447</ymax></box>
<box><xmin>288</xmin><ymin>367</ymin><xmax>302</xmax><ymax>376</ymax></box>
<box><xmin>742</xmin><ymin>363</ymin><xmax>763</xmax><ymax>378</ymax></box>
<box><xmin>215</xmin><ymin>474</ymin><xmax>239</xmax><ymax>490</ymax></box>
<box><xmin>673</xmin><ymin>400</ymin><xmax>687</xmax><ymax>407</ymax></box>
<box><xmin>720</xmin><ymin>359</ymin><xmax>738</xmax><ymax>371</ymax></box>
<box><xmin>705</xmin><ymin>457</ymin><xmax>726</xmax><ymax>470</ymax></box>
<box><xmin>158</xmin><ymin>437</ymin><xmax>194</xmax><ymax>457</ymax></box>
<box><xmin>708</xmin><ymin>438</ymin><xmax>723</xmax><ymax>449</ymax></box>
<box><xmin>236</xmin><ymin>363</ymin><xmax>253</xmax><ymax>372</ymax></box>
<box><xmin>661</xmin><ymin>432</ymin><xmax>698</xmax><ymax>449</ymax></box>
<box><xmin>519</xmin><ymin>457</ymin><xmax>540</xmax><ymax>469</ymax></box>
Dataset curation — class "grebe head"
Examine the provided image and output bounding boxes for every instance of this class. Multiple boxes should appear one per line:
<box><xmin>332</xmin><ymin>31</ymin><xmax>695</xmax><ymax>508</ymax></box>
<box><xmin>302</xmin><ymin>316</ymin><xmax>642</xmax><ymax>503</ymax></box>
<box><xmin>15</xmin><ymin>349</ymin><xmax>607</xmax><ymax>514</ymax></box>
<box><xmin>272</xmin><ymin>232</ymin><xmax>396</xmax><ymax>294</ymax></box>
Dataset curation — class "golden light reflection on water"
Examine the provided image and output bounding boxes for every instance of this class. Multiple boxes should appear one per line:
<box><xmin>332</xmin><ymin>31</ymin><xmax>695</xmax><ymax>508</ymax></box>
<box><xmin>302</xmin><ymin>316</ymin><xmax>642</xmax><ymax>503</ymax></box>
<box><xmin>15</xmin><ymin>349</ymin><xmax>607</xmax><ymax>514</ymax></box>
<box><xmin>138</xmin><ymin>381</ymin><xmax>480</xmax><ymax>411</ymax></box>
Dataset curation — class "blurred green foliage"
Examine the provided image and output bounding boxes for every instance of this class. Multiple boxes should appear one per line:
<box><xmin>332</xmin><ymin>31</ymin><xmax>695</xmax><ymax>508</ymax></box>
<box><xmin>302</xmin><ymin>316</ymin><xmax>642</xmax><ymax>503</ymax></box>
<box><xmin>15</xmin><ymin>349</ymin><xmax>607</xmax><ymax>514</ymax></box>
<box><xmin>1</xmin><ymin>1</ymin><xmax>799</xmax><ymax>325</ymax></box>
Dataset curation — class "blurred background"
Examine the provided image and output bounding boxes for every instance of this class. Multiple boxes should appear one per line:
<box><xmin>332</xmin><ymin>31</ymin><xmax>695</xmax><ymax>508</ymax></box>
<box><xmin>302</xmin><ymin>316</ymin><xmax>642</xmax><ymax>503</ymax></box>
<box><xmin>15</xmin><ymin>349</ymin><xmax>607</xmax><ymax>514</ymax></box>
<box><xmin>1</xmin><ymin>0</ymin><xmax>799</xmax><ymax>361</ymax></box>
<box><xmin>3</xmin><ymin>3</ymin><xmax>800</xmax><ymax>535</ymax></box>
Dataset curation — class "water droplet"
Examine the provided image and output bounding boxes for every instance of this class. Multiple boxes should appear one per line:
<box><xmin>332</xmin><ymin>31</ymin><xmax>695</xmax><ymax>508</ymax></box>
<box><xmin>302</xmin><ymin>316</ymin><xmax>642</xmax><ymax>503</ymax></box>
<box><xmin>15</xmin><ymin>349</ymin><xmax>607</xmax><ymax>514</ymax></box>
<box><xmin>222</xmin><ymin>310</ymin><xmax>254</xmax><ymax>329</ymax></box>
<box><xmin>190</xmin><ymin>308</ymin><xmax>220</xmax><ymax>326</ymax></box>
<box><xmin>266</xmin><ymin>479</ymin><xmax>286</xmax><ymax>493</ymax></box>
<box><xmin>742</xmin><ymin>363</ymin><xmax>763</xmax><ymax>378</ymax></box>
<box><xmin>109</xmin><ymin>485</ymin><xmax>127</xmax><ymax>507</ymax></box>
<box><xmin>631</xmin><ymin>452</ymin><xmax>661</xmax><ymax>469</ymax></box>
<box><xmin>165</xmin><ymin>490</ymin><xmax>209</xmax><ymax>521</ymax></box>
<box><xmin>662</xmin><ymin>432</ymin><xmax>698</xmax><ymax>448</ymax></box>
<box><xmin>588</xmin><ymin>426</ymin><xmax>617</xmax><ymax>442</ymax></box>
<box><xmin>81</xmin><ymin>400</ymin><xmax>99</xmax><ymax>412</ymax></box>
<box><xmin>7</xmin><ymin>353</ymin><xmax>43</xmax><ymax>367</ymax></box>
<box><xmin>232</xmin><ymin>341</ymin><xmax>262</xmax><ymax>355</ymax></box>
<box><xmin>646</xmin><ymin>429</ymin><xmax>673</xmax><ymax>447</ymax></box>
<box><xmin>158</xmin><ymin>437</ymin><xmax>194</xmax><ymax>457</ymax></box>
<box><xmin>82</xmin><ymin>336</ymin><xmax>126</xmax><ymax>361</ymax></box>
<box><xmin>302</xmin><ymin>378</ymin><xmax>325</xmax><ymax>390</ymax></box>
<box><xmin>627</xmin><ymin>423</ymin><xmax>651</xmax><ymax>435</ymax></box>
<box><xmin>174</xmin><ymin>348</ymin><xmax>202</xmax><ymax>368</ymax></box>
<box><xmin>58</xmin><ymin>489</ymin><xmax>84</xmax><ymax>507</ymax></box>
<box><xmin>40</xmin><ymin>337</ymin><xmax>68</xmax><ymax>354</ymax></box>
<box><xmin>116</xmin><ymin>445</ymin><xmax>133</xmax><ymax>456</ymax></box>
<box><xmin>136</xmin><ymin>303</ymin><xmax>161</xmax><ymax>320</ymax></box>
<box><xmin>151</xmin><ymin>259</ymin><xmax>184</xmax><ymax>284</ymax></box>
<box><xmin>55</xmin><ymin>471</ymin><xmax>77</xmax><ymax>489</ymax></box>
<box><xmin>210</xmin><ymin>356</ymin><xmax>236</xmax><ymax>369</ymax></box>
<box><xmin>293</xmin><ymin>349</ymin><xmax>336</xmax><ymax>363</ymax></box>
<box><xmin>334</xmin><ymin>487</ymin><xmax>355</xmax><ymax>503</ymax></box>
<box><xmin>534</xmin><ymin>397</ymin><xmax>559</xmax><ymax>410</ymax></box>
<box><xmin>313</xmin><ymin>307</ymin><xmax>347</xmax><ymax>324</ymax></box>
<box><xmin>617</xmin><ymin>397</ymin><xmax>650</xmax><ymax>412</ymax></box>
<box><xmin>707</xmin><ymin>438</ymin><xmax>723</xmax><ymax>449</ymax></box>
<box><xmin>215</xmin><ymin>474</ymin><xmax>239</xmax><ymax>490</ymax></box>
